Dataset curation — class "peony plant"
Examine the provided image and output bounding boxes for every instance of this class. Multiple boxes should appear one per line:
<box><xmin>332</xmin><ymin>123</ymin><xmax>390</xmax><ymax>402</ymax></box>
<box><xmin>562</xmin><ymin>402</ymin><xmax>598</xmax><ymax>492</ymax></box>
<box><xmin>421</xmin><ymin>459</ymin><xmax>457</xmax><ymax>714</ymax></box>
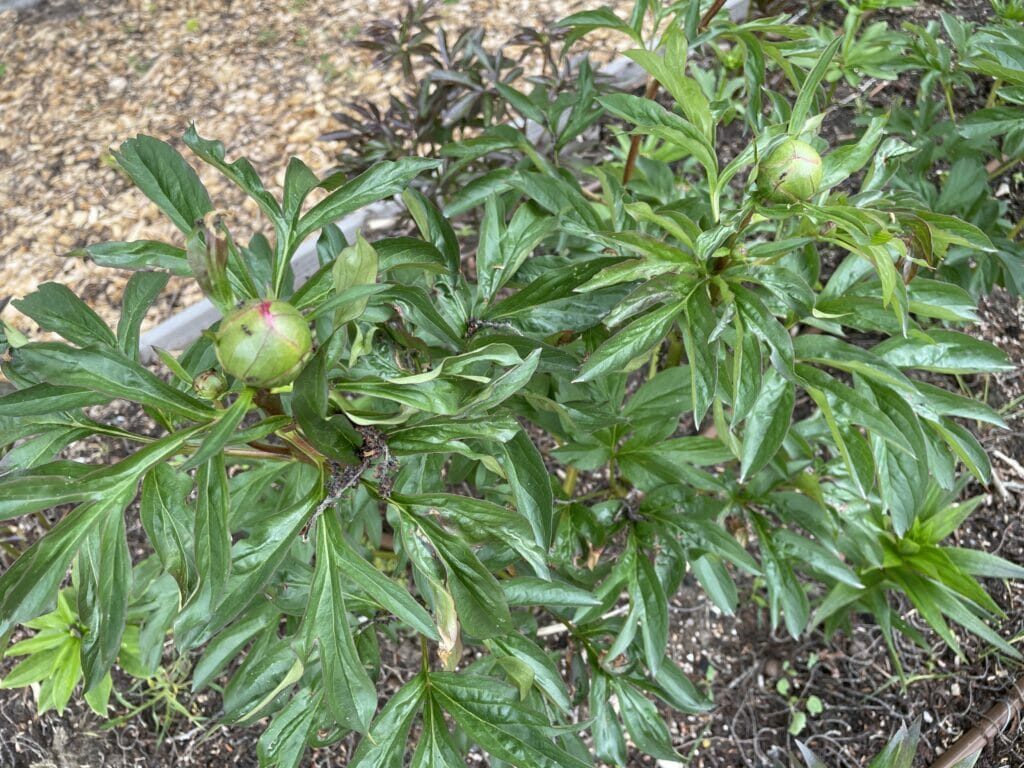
<box><xmin>0</xmin><ymin>3</ymin><xmax>1020</xmax><ymax>767</ymax></box>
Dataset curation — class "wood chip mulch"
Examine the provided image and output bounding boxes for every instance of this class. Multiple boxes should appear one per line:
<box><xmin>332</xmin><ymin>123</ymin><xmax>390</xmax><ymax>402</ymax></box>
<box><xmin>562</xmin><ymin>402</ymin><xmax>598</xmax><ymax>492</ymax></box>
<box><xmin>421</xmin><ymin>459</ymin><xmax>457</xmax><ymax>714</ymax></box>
<box><xmin>0</xmin><ymin>0</ymin><xmax>629</xmax><ymax>336</ymax></box>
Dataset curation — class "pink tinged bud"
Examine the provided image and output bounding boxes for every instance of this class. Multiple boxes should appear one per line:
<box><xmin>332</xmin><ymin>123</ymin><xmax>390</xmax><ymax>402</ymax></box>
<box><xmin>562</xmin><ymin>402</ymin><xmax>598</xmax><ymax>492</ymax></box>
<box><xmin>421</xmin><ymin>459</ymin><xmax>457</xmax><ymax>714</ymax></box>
<box><xmin>214</xmin><ymin>299</ymin><xmax>312</xmax><ymax>388</ymax></box>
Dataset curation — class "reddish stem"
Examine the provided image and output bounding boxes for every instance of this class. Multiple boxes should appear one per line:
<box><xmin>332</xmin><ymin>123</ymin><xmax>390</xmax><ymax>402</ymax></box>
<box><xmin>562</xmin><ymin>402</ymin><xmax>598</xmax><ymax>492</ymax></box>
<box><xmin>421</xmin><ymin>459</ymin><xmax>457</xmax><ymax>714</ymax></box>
<box><xmin>621</xmin><ymin>0</ymin><xmax>730</xmax><ymax>185</ymax></box>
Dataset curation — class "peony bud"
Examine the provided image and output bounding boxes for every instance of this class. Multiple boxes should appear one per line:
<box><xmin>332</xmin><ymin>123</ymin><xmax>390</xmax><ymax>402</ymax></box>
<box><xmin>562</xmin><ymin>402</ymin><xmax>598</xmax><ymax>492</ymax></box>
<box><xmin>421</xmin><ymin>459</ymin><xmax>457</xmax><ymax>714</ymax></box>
<box><xmin>758</xmin><ymin>138</ymin><xmax>823</xmax><ymax>203</ymax></box>
<box><xmin>214</xmin><ymin>300</ymin><xmax>312</xmax><ymax>388</ymax></box>
<box><xmin>192</xmin><ymin>369</ymin><xmax>228</xmax><ymax>399</ymax></box>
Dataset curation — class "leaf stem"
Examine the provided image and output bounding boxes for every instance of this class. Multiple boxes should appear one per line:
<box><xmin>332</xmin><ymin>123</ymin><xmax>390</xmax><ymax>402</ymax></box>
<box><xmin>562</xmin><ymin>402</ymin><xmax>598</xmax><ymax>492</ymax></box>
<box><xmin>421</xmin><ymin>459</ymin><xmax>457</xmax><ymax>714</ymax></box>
<box><xmin>1008</xmin><ymin>211</ymin><xmax>1024</xmax><ymax>241</ymax></box>
<box><xmin>944</xmin><ymin>84</ymin><xmax>958</xmax><ymax>125</ymax></box>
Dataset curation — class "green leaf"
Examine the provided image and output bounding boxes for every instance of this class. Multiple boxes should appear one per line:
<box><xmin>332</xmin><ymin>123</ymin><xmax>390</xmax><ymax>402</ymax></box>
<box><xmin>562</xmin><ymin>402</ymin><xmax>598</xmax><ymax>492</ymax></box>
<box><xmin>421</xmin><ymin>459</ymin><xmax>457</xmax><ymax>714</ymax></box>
<box><xmin>192</xmin><ymin>602</ymin><xmax>279</xmax><ymax>692</ymax></box>
<box><xmin>72</xmin><ymin>240</ymin><xmax>190</xmax><ymax>274</ymax></box>
<box><xmin>13</xmin><ymin>283</ymin><xmax>117</xmax><ymax>349</ymax></box>
<box><xmin>576</xmin><ymin>300</ymin><xmax>685</xmax><ymax>383</ymax></box>
<box><xmin>501</xmin><ymin>428</ymin><xmax>555</xmax><ymax>549</ymax></box>
<box><xmin>0</xmin><ymin>491</ymin><xmax>130</xmax><ymax>636</ymax></box>
<box><xmin>740</xmin><ymin>369</ymin><xmax>795</xmax><ymax>480</ymax></box>
<box><xmin>412</xmin><ymin>697</ymin><xmax>464</xmax><ymax>768</ymax></box>
<box><xmin>117</xmin><ymin>271</ymin><xmax>169</xmax><ymax>358</ymax></box>
<box><xmin>789</xmin><ymin>35</ymin><xmax>843</xmax><ymax>135</ymax></box>
<box><xmin>484</xmin><ymin>256</ymin><xmax>619</xmax><ymax>321</ymax></box>
<box><xmin>199</xmin><ymin>470</ymin><xmax>320</xmax><ymax>642</ymax></box>
<box><xmin>378</xmin><ymin>285</ymin><xmax>463</xmax><ymax>348</ymax></box>
<box><xmin>292</xmin><ymin>333</ymin><xmax>361</xmax><ymax>463</ymax></box>
<box><xmin>512</xmin><ymin>171</ymin><xmax>602</xmax><ymax>231</ymax></box>
<box><xmin>775</xmin><ymin>531</ymin><xmax>862</xmax><ymax>588</ymax></box>
<box><xmin>350</xmin><ymin>673</ymin><xmax>425</xmax><ymax>768</ymax></box>
<box><xmin>590</xmin><ymin>674</ymin><xmax>627</xmax><ymax>765</ymax></box>
<box><xmin>598</xmin><ymin>93</ymin><xmax>718</xmax><ymax>182</ymax></box>
<box><xmin>11</xmin><ymin>342</ymin><xmax>214</xmax><ymax>421</ymax></box>
<box><xmin>432</xmin><ymin>673</ymin><xmax>591</xmax><ymax>768</ymax></box>
<box><xmin>946</xmin><ymin>547</ymin><xmax>1024</xmax><ymax>580</ymax></box>
<box><xmin>333</xmin><ymin>232</ymin><xmax>379</xmax><ymax>325</ymax></box>
<box><xmin>112</xmin><ymin>135</ymin><xmax>213</xmax><ymax>234</ymax></box>
<box><xmin>643</xmin><ymin>658</ymin><xmax>712</xmax><ymax>713</ymax></box>
<box><xmin>331</xmin><ymin>531</ymin><xmax>438</xmax><ymax>640</ymax></box>
<box><xmin>221</xmin><ymin>634</ymin><xmax>304</xmax><ymax>724</ymax></box>
<box><xmin>625</xmin><ymin>30</ymin><xmax>711</xmax><ymax>139</ymax></box>
<box><xmin>257</xmin><ymin>688</ymin><xmax>320</xmax><ymax>768</ymax></box>
<box><xmin>83</xmin><ymin>672</ymin><xmax>112</xmax><ymax>716</ymax></box>
<box><xmin>77</xmin><ymin>508</ymin><xmax>130</xmax><ymax>692</ymax></box>
<box><xmin>283</xmin><ymin>156</ymin><xmax>321</xmax><ymax>224</ymax></box>
<box><xmin>502</xmin><ymin>577</ymin><xmax>602</xmax><ymax>609</ymax></box>
<box><xmin>489</xmin><ymin>633</ymin><xmax>572</xmax><ymax>714</ymax></box>
<box><xmin>796</xmin><ymin>364</ymin><xmax>911</xmax><ymax>452</ymax></box>
<box><xmin>0</xmin><ymin>427</ymin><xmax>200</xmax><ymax>520</ymax></box>
<box><xmin>613</xmin><ymin>678</ymin><xmax>679</xmax><ymax>760</ymax></box>
<box><xmin>820</xmin><ymin>115</ymin><xmax>887</xmax><ymax>189</ymax></box>
<box><xmin>732</xmin><ymin>284</ymin><xmax>794</xmax><ymax>379</ymax></box>
<box><xmin>182</xmin><ymin>387</ymin><xmax>254</xmax><ymax>470</ymax></box>
<box><xmin>140</xmin><ymin>465</ymin><xmax>197</xmax><ymax>600</ymax></box>
<box><xmin>476</xmin><ymin>196</ymin><xmax>506</xmax><ymax>304</ymax></box>
<box><xmin>556</xmin><ymin>7</ymin><xmax>643</xmax><ymax>45</ymax></box>
<box><xmin>691</xmin><ymin>554</ymin><xmax>738</xmax><ymax>614</ymax></box>
<box><xmin>409</xmin><ymin>514</ymin><xmax>512</xmax><ymax>639</ymax></box>
<box><xmin>183</xmin><ymin>125</ymin><xmax>282</xmax><ymax>222</ymax></box>
<box><xmin>634</xmin><ymin>555</ymin><xmax>669</xmax><ymax>675</ymax></box>
<box><xmin>683</xmin><ymin>286</ymin><xmax>718</xmax><ymax>426</ymax></box>
<box><xmin>0</xmin><ymin>384</ymin><xmax>109</xmax><ymax>416</ymax></box>
<box><xmin>873</xmin><ymin>331</ymin><xmax>1014</xmax><ymax>374</ymax></box>
<box><xmin>865</xmin><ymin>720</ymin><xmax>921</xmax><ymax>768</ymax></box>
<box><xmin>927</xmin><ymin>418</ymin><xmax>991</xmax><ymax>485</ymax></box>
<box><xmin>305</xmin><ymin>513</ymin><xmax>378</xmax><ymax>732</ymax></box>
<box><xmin>298</xmin><ymin>158</ymin><xmax>441</xmax><ymax>241</ymax></box>
<box><xmin>176</xmin><ymin>456</ymin><xmax>231</xmax><ymax>651</ymax></box>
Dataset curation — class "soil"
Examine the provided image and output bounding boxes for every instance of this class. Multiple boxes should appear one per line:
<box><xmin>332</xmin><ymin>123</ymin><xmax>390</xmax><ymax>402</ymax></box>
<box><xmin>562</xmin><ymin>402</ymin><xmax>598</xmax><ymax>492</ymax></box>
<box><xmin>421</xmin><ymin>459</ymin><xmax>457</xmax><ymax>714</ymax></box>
<box><xmin>2</xmin><ymin>1</ymin><xmax>1024</xmax><ymax>767</ymax></box>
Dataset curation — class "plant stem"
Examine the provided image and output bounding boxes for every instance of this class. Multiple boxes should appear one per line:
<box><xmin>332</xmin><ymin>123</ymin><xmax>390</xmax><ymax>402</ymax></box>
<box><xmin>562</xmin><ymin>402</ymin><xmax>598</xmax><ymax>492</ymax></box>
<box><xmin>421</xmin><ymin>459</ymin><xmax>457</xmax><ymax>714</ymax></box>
<box><xmin>647</xmin><ymin>344</ymin><xmax>661</xmax><ymax>379</ymax></box>
<box><xmin>988</xmin><ymin>148</ymin><xmax>1023</xmax><ymax>179</ymax></box>
<box><xmin>622</xmin><ymin>78</ymin><xmax>661</xmax><ymax>185</ymax></box>
<box><xmin>621</xmin><ymin>0</ymin><xmax>728</xmax><ymax>185</ymax></box>
<box><xmin>944</xmin><ymin>84</ymin><xmax>958</xmax><ymax>125</ymax></box>
<box><xmin>986</xmin><ymin>78</ymin><xmax>1003</xmax><ymax>108</ymax></box>
<box><xmin>1009</xmin><ymin>211</ymin><xmax>1024</xmax><ymax>241</ymax></box>
<box><xmin>562</xmin><ymin>465</ymin><xmax>578</xmax><ymax>497</ymax></box>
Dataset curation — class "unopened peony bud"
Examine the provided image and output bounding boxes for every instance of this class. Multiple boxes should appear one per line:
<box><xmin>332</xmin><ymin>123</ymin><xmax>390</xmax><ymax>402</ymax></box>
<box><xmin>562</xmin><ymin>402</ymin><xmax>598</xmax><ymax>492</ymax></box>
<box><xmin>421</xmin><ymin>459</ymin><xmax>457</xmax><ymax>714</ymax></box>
<box><xmin>214</xmin><ymin>300</ymin><xmax>312</xmax><ymax>388</ymax></box>
<box><xmin>193</xmin><ymin>369</ymin><xmax>228</xmax><ymax>399</ymax></box>
<box><xmin>758</xmin><ymin>139</ymin><xmax>822</xmax><ymax>203</ymax></box>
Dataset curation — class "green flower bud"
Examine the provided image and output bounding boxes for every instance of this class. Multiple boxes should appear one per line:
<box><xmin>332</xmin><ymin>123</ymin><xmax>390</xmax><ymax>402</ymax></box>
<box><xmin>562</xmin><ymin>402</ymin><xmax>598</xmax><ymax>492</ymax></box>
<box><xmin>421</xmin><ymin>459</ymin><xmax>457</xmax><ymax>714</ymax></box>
<box><xmin>758</xmin><ymin>138</ymin><xmax>823</xmax><ymax>203</ymax></box>
<box><xmin>214</xmin><ymin>300</ymin><xmax>312</xmax><ymax>388</ymax></box>
<box><xmin>193</xmin><ymin>369</ymin><xmax>228</xmax><ymax>399</ymax></box>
